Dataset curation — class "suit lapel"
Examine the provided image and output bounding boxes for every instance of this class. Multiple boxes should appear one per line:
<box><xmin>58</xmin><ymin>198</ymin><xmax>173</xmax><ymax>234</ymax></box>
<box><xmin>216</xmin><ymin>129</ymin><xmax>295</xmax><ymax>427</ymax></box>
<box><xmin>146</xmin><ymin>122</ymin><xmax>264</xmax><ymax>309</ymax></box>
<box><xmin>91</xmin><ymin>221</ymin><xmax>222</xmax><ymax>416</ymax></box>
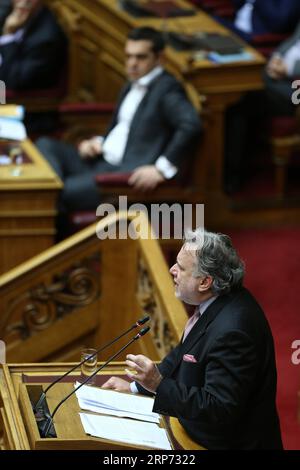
<box><xmin>125</xmin><ymin>72</ymin><xmax>166</xmax><ymax>146</ymax></box>
<box><xmin>107</xmin><ymin>83</ymin><xmax>131</xmax><ymax>131</ymax></box>
<box><xmin>168</xmin><ymin>294</ymin><xmax>233</xmax><ymax>376</ymax></box>
<box><xmin>278</xmin><ymin>23</ymin><xmax>300</xmax><ymax>54</ymax></box>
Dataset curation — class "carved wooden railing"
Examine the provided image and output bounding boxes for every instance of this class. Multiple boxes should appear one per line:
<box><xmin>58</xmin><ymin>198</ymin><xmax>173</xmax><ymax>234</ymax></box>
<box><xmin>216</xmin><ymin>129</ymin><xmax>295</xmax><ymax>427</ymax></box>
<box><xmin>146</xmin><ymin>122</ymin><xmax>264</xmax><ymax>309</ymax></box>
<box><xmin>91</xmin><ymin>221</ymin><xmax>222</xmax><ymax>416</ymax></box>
<box><xmin>0</xmin><ymin>212</ymin><xmax>187</xmax><ymax>363</ymax></box>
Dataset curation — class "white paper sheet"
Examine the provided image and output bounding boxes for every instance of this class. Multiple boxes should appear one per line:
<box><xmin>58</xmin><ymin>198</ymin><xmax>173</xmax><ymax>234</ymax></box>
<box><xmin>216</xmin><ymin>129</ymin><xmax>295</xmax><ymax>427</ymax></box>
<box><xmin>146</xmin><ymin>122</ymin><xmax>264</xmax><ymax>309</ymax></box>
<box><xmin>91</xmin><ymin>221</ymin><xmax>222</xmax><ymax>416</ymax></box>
<box><xmin>0</xmin><ymin>117</ymin><xmax>26</xmax><ymax>140</ymax></box>
<box><xmin>80</xmin><ymin>413</ymin><xmax>172</xmax><ymax>450</ymax></box>
<box><xmin>75</xmin><ymin>383</ymin><xmax>160</xmax><ymax>423</ymax></box>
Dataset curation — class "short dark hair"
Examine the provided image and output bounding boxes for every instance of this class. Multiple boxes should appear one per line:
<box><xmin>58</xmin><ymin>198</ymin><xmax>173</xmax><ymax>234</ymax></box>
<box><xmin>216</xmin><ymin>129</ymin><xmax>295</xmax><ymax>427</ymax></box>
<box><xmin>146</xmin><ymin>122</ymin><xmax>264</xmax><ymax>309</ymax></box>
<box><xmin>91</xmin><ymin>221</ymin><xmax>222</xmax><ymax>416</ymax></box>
<box><xmin>127</xmin><ymin>27</ymin><xmax>165</xmax><ymax>53</ymax></box>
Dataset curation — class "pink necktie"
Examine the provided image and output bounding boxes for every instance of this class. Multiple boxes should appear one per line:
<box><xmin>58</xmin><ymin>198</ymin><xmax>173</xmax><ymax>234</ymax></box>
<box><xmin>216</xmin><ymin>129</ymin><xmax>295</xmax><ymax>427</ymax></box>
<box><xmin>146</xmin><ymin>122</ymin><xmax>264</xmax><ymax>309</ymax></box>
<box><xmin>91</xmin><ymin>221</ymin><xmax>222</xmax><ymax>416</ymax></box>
<box><xmin>182</xmin><ymin>307</ymin><xmax>200</xmax><ymax>342</ymax></box>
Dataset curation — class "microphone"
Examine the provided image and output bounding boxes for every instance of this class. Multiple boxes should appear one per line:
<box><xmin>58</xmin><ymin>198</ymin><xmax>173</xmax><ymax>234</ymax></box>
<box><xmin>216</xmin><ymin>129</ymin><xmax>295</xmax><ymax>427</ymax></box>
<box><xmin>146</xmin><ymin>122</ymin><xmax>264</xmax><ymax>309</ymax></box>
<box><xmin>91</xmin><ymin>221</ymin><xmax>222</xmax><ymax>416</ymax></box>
<box><xmin>40</xmin><ymin>326</ymin><xmax>150</xmax><ymax>438</ymax></box>
<box><xmin>33</xmin><ymin>315</ymin><xmax>150</xmax><ymax>413</ymax></box>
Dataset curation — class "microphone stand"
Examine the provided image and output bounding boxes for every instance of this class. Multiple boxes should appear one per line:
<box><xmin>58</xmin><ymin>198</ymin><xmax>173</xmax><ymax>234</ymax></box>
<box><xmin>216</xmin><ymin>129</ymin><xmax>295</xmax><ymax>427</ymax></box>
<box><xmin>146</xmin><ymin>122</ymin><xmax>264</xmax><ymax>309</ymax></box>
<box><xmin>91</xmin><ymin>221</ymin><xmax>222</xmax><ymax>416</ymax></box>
<box><xmin>41</xmin><ymin>326</ymin><xmax>150</xmax><ymax>438</ymax></box>
<box><xmin>33</xmin><ymin>315</ymin><xmax>150</xmax><ymax>414</ymax></box>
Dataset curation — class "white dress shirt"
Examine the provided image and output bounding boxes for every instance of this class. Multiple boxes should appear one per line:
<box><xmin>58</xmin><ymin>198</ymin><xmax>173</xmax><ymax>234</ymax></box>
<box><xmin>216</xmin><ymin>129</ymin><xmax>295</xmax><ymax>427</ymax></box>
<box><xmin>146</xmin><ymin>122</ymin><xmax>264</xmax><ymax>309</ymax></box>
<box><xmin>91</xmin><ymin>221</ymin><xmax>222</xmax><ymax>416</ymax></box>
<box><xmin>100</xmin><ymin>65</ymin><xmax>178</xmax><ymax>179</ymax></box>
<box><xmin>234</xmin><ymin>0</ymin><xmax>256</xmax><ymax>34</ymax></box>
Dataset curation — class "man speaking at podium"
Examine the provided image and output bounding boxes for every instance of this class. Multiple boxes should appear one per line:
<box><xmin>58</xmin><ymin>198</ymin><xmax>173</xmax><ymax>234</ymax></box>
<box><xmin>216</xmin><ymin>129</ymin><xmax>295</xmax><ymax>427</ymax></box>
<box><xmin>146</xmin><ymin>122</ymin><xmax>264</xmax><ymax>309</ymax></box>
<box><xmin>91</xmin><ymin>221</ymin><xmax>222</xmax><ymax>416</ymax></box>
<box><xmin>102</xmin><ymin>229</ymin><xmax>283</xmax><ymax>450</ymax></box>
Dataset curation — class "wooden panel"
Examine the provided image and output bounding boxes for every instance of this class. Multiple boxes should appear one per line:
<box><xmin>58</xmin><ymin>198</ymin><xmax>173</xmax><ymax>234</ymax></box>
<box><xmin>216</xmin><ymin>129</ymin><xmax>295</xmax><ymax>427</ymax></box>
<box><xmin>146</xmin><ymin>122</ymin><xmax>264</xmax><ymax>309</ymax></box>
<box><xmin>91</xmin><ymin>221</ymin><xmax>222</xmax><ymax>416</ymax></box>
<box><xmin>0</xmin><ymin>140</ymin><xmax>62</xmax><ymax>274</ymax></box>
<box><xmin>0</xmin><ymin>363</ymin><xmax>203</xmax><ymax>450</ymax></box>
<box><xmin>0</xmin><ymin>212</ymin><xmax>187</xmax><ymax>364</ymax></box>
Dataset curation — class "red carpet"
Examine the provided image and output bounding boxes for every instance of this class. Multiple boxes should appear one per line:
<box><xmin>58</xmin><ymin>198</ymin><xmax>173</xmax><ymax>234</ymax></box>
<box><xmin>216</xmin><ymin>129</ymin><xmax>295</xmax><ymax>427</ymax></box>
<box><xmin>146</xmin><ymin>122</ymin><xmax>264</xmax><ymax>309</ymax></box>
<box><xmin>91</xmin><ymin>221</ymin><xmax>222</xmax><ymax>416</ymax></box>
<box><xmin>227</xmin><ymin>227</ymin><xmax>300</xmax><ymax>450</ymax></box>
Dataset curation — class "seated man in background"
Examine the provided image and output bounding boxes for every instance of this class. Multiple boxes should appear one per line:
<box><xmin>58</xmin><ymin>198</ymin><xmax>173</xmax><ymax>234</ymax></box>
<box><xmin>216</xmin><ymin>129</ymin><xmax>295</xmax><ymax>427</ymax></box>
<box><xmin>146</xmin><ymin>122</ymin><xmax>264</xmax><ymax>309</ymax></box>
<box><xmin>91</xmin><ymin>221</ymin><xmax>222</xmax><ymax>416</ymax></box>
<box><xmin>224</xmin><ymin>21</ymin><xmax>300</xmax><ymax>193</ymax></box>
<box><xmin>36</xmin><ymin>27</ymin><xmax>201</xmax><ymax>214</ymax></box>
<box><xmin>0</xmin><ymin>0</ymin><xmax>67</xmax><ymax>90</ymax></box>
<box><xmin>216</xmin><ymin>0</ymin><xmax>300</xmax><ymax>42</ymax></box>
<box><xmin>263</xmin><ymin>20</ymin><xmax>300</xmax><ymax>114</ymax></box>
<box><xmin>102</xmin><ymin>228</ymin><xmax>283</xmax><ymax>450</ymax></box>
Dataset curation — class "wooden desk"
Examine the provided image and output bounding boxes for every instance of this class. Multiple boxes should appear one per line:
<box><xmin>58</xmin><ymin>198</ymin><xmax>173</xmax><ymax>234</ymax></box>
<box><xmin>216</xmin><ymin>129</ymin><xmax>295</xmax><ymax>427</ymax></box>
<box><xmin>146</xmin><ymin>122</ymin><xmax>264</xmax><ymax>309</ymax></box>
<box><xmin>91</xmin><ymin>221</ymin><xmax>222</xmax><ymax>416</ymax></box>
<box><xmin>0</xmin><ymin>139</ymin><xmax>62</xmax><ymax>274</ymax></box>
<box><xmin>0</xmin><ymin>362</ymin><xmax>205</xmax><ymax>450</ymax></box>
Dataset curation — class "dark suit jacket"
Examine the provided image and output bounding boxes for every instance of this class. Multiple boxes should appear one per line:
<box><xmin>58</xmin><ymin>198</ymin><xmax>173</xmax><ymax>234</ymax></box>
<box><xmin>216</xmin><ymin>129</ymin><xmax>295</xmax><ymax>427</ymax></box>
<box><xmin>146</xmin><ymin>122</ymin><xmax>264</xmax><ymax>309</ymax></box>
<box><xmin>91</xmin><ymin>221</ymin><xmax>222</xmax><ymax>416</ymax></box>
<box><xmin>260</xmin><ymin>21</ymin><xmax>300</xmax><ymax>115</ymax></box>
<box><xmin>0</xmin><ymin>0</ymin><xmax>10</xmax><ymax>27</ymax></box>
<box><xmin>147</xmin><ymin>287</ymin><xmax>282</xmax><ymax>449</ymax></box>
<box><xmin>104</xmin><ymin>71</ymin><xmax>201</xmax><ymax>171</ymax></box>
<box><xmin>0</xmin><ymin>6</ymin><xmax>67</xmax><ymax>90</ymax></box>
<box><xmin>276</xmin><ymin>21</ymin><xmax>300</xmax><ymax>76</ymax></box>
<box><xmin>232</xmin><ymin>0</ymin><xmax>300</xmax><ymax>36</ymax></box>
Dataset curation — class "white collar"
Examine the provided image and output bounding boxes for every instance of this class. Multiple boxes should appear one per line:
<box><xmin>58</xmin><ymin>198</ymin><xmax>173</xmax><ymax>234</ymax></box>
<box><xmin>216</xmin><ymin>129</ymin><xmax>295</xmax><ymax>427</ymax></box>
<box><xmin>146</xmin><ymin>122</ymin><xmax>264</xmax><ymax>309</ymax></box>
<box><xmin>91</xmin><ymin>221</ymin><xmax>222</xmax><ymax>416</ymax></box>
<box><xmin>134</xmin><ymin>66</ymin><xmax>163</xmax><ymax>88</ymax></box>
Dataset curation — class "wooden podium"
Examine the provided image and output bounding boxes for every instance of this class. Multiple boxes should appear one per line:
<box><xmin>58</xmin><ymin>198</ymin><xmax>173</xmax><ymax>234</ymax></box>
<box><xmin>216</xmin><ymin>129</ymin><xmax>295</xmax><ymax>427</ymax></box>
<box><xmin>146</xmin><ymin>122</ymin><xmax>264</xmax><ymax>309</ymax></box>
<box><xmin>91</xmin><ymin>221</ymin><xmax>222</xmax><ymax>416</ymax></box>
<box><xmin>0</xmin><ymin>362</ymin><xmax>205</xmax><ymax>450</ymax></box>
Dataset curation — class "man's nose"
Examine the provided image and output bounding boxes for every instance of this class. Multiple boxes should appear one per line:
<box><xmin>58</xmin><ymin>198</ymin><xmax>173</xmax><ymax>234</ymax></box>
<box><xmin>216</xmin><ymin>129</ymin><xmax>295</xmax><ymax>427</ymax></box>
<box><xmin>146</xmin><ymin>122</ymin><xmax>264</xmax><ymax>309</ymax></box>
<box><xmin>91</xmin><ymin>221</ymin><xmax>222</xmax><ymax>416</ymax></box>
<box><xmin>128</xmin><ymin>57</ymin><xmax>137</xmax><ymax>67</ymax></box>
<box><xmin>169</xmin><ymin>264</ymin><xmax>176</xmax><ymax>275</ymax></box>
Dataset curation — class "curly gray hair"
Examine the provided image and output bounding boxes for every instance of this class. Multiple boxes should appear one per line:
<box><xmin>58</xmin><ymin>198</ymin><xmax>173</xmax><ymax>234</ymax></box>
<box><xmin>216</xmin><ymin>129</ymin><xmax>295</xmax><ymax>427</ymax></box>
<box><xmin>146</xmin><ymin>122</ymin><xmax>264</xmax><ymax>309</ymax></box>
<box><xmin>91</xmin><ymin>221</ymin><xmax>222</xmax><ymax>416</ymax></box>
<box><xmin>184</xmin><ymin>229</ymin><xmax>245</xmax><ymax>295</ymax></box>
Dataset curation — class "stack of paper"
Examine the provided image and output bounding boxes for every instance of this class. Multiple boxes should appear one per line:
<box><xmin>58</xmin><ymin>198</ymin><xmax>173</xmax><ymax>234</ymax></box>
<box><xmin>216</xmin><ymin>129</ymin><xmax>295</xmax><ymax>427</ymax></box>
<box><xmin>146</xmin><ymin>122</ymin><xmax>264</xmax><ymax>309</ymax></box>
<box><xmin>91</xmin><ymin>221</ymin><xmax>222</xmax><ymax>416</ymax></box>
<box><xmin>75</xmin><ymin>384</ymin><xmax>172</xmax><ymax>449</ymax></box>
<box><xmin>80</xmin><ymin>413</ymin><xmax>172</xmax><ymax>450</ymax></box>
<box><xmin>0</xmin><ymin>105</ymin><xmax>24</xmax><ymax>119</ymax></box>
<box><xmin>207</xmin><ymin>50</ymin><xmax>253</xmax><ymax>64</ymax></box>
<box><xmin>0</xmin><ymin>105</ymin><xmax>27</xmax><ymax>141</ymax></box>
<box><xmin>75</xmin><ymin>383</ymin><xmax>160</xmax><ymax>423</ymax></box>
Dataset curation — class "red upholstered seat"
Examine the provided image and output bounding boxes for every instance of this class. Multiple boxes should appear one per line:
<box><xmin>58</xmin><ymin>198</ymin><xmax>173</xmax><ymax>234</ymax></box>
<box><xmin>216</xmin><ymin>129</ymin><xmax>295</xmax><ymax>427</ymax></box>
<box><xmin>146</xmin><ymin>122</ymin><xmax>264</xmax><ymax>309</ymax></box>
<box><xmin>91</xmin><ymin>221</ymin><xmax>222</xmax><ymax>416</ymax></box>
<box><xmin>69</xmin><ymin>172</ymin><xmax>185</xmax><ymax>232</ymax></box>
<box><xmin>251</xmin><ymin>32</ymin><xmax>288</xmax><ymax>46</ymax></box>
<box><xmin>251</xmin><ymin>33</ymin><xmax>289</xmax><ymax>58</ymax></box>
<box><xmin>270</xmin><ymin>116</ymin><xmax>299</xmax><ymax>138</ymax></box>
<box><xmin>95</xmin><ymin>172</ymin><xmax>133</xmax><ymax>186</ymax></box>
<box><xmin>6</xmin><ymin>86</ymin><xmax>65</xmax><ymax>101</ymax></box>
<box><xmin>58</xmin><ymin>102</ymin><xmax>114</xmax><ymax>114</ymax></box>
<box><xmin>6</xmin><ymin>66</ymin><xmax>68</xmax><ymax>112</ymax></box>
<box><xmin>69</xmin><ymin>172</ymin><xmax>191</xmax><ymax>233</ymax></box>
<box><xmin>190</xmin><ymin>0</ymin><xmax>233</xmax><ymax>12</ymax></box>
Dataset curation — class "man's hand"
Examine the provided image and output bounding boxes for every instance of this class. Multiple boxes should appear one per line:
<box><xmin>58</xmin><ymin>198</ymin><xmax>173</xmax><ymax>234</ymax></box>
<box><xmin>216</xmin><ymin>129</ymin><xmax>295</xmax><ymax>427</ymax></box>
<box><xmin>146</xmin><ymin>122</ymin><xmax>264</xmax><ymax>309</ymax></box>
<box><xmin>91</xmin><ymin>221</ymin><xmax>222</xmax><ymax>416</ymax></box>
<box><xmin>125</xmin><ymin>354</ymin><xmax>162</xmax><ymax>393</ymax></box>
<box><xmin>128</xmin><ymin>165</ymin><xmax>164</xmax><ymax>191</ymax></box>
<box><xmin>2</xmin><ymin>1</ymin><xmax>33</xmax><ymax>35</ymax></box>
<box><xmin>266</xmin><ymin>54</ymin><xmax>288</xmax><ymax>80</ymax></box>
<box><xmin>101</xmin><ymin>377</ymin><xmax>131</xmax><ymax>392</ymax></box>
<box><xmin>78</xmin><ymin>137</ymin><xmax>102</xmax><ymax>160</ymax></box>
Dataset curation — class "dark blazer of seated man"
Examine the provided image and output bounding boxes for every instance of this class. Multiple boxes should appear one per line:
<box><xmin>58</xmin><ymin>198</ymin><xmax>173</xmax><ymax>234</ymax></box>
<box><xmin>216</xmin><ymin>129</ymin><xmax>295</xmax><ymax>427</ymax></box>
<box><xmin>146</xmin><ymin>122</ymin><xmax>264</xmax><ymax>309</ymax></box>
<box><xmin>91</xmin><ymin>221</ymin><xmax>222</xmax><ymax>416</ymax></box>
<box><xmin>36</xmin><ymin>27</ymin><xmax>201</xmax><ymax>214</ymax></box>
<box><xmin>263</xmin><ymin>20</ymin><xmax>300</xmax><ymax>114</ymax></box>
<box><xmin>102</xmin><ymin>229</ymin><xmax>283</xmax><ymax>450</ymax></box>
<box><xmin>217</xmin><ymin>0</ymin><xmax>300</xmax><ymax>42</ymax></box>
<box><xmin>0</xmin><ymin>0</ymin><xmax>67</xmax><ymax>90</ymax></box>
<box><xmin>224</xmin><ymin>21</ymin><xmax>300</xmax><ymax>194</ymax></box>
<box><xmin>0</xmin><ymin>0</ymin><xmax>11</xmax><ymax>22</ymax></box>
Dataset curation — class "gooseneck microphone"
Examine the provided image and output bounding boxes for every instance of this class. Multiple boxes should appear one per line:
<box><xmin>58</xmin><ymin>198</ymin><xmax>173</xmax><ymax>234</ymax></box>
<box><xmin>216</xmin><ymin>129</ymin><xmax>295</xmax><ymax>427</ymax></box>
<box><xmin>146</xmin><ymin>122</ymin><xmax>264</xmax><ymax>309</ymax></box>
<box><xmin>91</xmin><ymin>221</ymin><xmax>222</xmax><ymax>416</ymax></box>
<box><xmin>33</xmin><ymin>315</ymin><xmax>150</xmax><ymax>413</ymax></box>
<box><xmin>41</xmin><ymin>326</ymin><xmax>150</xmax><ymax>438</ymax></box>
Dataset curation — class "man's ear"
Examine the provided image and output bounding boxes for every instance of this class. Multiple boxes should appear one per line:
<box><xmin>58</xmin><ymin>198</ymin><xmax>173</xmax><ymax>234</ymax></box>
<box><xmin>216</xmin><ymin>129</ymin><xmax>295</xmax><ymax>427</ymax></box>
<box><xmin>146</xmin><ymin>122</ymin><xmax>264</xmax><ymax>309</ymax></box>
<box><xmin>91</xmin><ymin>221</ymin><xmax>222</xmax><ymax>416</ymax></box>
<box><xmin>198</xmin><ymin>275</ymin><xmax>213</xmax><ymax>293</ymax></box>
